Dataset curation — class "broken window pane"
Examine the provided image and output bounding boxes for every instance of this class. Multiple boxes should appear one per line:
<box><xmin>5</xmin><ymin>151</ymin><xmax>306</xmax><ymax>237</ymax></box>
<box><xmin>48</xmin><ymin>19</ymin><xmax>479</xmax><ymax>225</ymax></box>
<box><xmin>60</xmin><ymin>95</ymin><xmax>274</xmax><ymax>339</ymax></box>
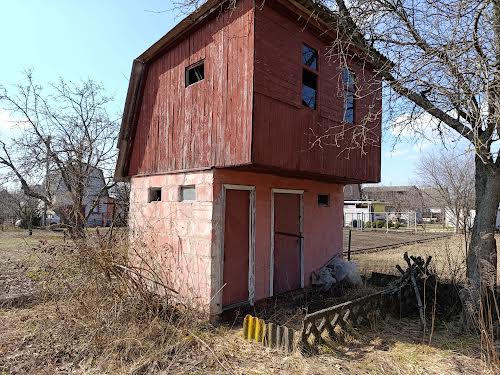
<box><xmin>302</xmin><ymin>69</ymin><xmax>318</xmax><ymax>109</ymax></box>
<box><xmin>185</xmin><ymin>61</ymin><xmax>205</xmax><ymax>87</ymax></box>
<box><xmin>342</xmin><ymin>68</ymin><xmax>355</xmax><ymax>87</ymax></box>
<box><xmin>344</xmin><ymin>91</ymin><xmax>355</xmax><ymax>123</ymax></box>
<box><xmin>148</xmin><ymin>188</ymin><xmax>162</xmax><ymax>202</ymax></box>
<box><xmin>302</xmin><ymin>44</ymin><xmax>318</xmax><ymax>70</ymax></box>
<box><xmin>318</xmin><ymin>194</ymin><xmax>330</xmax><ymax>207</ymax></box>
<box><xmin>342</xmin><ymin>68</ymin><xmax>355</xmax><ymax>123</ymax></box>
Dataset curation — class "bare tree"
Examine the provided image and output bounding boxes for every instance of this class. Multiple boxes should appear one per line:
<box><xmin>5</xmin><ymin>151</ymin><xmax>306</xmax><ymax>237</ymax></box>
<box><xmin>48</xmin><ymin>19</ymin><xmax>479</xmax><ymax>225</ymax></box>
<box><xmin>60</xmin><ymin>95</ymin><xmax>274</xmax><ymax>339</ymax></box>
<box><xmin>0</xmin><ymin>189</ymin><xmax>17</xmax><ymax>226</ymax></box>
<box><xmin>303</xmin><ymin>0</ymin><xmax>500</xmax><ymax>315</ymax></box>
<box><xmin>109</xmin><ymin>181</ymin><xmax>131</xmax><ymax>226</ymax></box>
<box><xmin>8</xmin><ymin>190</ymin><xmax>43</xmax><ymax>233</ymax></box>
<box><xmin>0</xmin><ymin>71</ymin><xmax>119</xmax><ymax>238</ymax></box>
<box><xmin>416</xmin><ymin>151</ymin><xmax>475</xmax><ymax>233</ymax></box>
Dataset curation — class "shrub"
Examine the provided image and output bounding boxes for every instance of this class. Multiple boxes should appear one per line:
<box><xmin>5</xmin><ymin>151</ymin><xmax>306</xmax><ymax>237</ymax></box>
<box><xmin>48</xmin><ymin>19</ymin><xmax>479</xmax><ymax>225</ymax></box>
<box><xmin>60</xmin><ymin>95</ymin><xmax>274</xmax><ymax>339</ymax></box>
<box><xmin>23</xmin><ymin>229</ymin><xmax>209</xmax><ymax>374</ymax></box>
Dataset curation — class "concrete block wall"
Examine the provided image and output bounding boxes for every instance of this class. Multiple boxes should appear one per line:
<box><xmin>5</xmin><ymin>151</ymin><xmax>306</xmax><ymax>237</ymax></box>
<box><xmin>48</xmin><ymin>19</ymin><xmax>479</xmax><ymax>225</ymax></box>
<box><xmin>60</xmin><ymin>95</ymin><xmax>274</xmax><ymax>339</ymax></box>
<box><xmin>128</xmin><ymin>170</ymin><xmax>215</xmax><ymax>311</ymax></box>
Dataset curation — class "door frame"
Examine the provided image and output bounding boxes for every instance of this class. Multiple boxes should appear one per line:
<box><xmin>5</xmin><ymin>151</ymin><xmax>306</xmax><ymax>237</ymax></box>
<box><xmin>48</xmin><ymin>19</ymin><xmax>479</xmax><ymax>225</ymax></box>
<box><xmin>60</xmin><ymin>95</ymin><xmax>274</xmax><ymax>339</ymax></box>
<box><xmin>270</xmin><ymin>188</ymin><xmax>304</xmax><ymax>297</ymax></box>
<box><xmin>220</xmin><ymin>184</ymin><xmax>256</xmax><ymax>310</ymax></box>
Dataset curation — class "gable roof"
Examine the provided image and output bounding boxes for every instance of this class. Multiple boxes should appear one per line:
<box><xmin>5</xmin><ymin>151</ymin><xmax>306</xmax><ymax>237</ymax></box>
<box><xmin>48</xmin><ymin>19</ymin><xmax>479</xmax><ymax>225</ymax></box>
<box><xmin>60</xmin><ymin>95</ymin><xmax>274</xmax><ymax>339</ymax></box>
<box><xmin>114</xmin><ymin>0</ymin><xmax>390</xmax><ymax>181</ymax></box>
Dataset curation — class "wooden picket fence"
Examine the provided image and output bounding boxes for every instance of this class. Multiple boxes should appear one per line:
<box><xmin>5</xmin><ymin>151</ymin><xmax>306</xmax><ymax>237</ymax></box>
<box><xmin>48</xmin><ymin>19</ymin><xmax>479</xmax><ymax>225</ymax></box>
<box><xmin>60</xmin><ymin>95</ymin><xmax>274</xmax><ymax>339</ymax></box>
<box><xmin>242</xmin><ymin>289</ymin><xmax>397</xmax><ymax>353</ymax></box>
<box><xmin>243</xmin><ymin>253</ymin><xmax>429</xmax><ymax>353</ymax></box>
<box><xmin>301</xmin><ymin>287</ymin><xmax>398</xmax><ymax>350</ymax></box>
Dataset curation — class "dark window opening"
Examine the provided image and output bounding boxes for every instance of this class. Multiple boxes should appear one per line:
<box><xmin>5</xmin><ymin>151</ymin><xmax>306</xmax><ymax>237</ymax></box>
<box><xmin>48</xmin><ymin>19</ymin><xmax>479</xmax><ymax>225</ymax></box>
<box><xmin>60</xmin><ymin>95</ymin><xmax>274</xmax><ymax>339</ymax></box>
<box><xmin>149</xmin><ymin>188</ymin><xmax>162</xmax><ymax>202</ymax></box>
<box><xmin>302</xmin><ymin>44</ymin><xmax>318</xmax><ymax>70</ymax></box>
<box><xmin>318</xmin><ymin>194</ymin><xmax>330</xmax><ymax>207</ymax></box>
<box><xmin>302</xmin><ymin>69</ymin><xmax>318</xmax><ymax>109</ymax></box>
<box><xmin>180</xmin><ymin>185</ymin><xmax>196</xmax><ymax>201</ymax></box>
<box><xmin>342</xmin><ymin>68</ymin><xmax>356</xmax><ymax>124</ymax></box>
<box><xmin>344</xmin><ymin>91</ymin><xmax>355</xmax><ymax>124</ymax></box>
<box><xmin>185</xmin><ymin>61</ymin><xmax>205</xmax><ymax>87</ymax></box>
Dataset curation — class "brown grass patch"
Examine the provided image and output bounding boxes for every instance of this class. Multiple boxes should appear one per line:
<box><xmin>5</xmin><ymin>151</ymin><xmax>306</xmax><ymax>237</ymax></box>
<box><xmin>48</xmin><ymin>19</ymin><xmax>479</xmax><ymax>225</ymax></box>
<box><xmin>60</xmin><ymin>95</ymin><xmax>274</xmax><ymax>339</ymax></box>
<box><xmin>0</xmin><ymin>230</ymin><xmax>498</xmax><ymax>374</ymax></box>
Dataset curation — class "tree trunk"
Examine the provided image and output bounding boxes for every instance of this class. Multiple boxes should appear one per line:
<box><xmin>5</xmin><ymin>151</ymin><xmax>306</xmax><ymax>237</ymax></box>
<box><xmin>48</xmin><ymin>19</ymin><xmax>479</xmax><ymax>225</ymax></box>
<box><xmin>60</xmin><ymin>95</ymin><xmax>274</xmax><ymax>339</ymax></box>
<box><xmin>463</xmin><ymin>157</ymin><xmax>500</xmax><ymax>328</ymax></box>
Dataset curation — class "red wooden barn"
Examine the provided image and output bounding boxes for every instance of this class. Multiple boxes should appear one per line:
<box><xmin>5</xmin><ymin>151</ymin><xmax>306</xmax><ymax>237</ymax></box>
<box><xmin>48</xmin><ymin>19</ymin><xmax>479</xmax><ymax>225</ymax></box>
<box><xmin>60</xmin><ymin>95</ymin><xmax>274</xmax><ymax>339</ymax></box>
<box><xmin>115</xmin><ymin>0</ymin><xmax>383</xmax><ymax>315</ymax></box>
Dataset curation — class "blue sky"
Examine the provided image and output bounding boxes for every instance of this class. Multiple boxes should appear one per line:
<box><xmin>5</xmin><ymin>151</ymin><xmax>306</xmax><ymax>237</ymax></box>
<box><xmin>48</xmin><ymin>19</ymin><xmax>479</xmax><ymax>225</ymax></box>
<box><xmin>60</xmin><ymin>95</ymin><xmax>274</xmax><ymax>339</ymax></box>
<box><xmin>0</xmin><ymin>1</ymin><xmax>444</xmax><ymax>186</ymax></box>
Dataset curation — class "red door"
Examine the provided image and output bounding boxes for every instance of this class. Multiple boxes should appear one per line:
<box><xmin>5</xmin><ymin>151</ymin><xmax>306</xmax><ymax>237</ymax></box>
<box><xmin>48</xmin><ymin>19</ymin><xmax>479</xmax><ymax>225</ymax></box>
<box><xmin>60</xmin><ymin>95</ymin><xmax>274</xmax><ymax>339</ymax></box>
<box><xmin>222</xmin><ymin>189</ymin><xmax>250</xmax><ymax>307</ymax></box>
<box><xmin>273</xmin><ymin>193</ymin><xmax>302</xmax><ymax>295</ymax></box>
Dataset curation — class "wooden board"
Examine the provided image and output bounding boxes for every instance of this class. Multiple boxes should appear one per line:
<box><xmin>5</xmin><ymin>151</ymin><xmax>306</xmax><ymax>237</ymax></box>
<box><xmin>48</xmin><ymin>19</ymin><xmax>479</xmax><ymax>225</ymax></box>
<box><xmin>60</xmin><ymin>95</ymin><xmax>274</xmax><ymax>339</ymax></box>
<box><xmin>273</xmin><ymin>193</ymin><xmax>302</xmax><ymax>295</ymax></box>
<box><xmin>128</xmin><ymin>0</ymin><xmax>254</xmax><ymax>176</ymax></box>
<box><xmin>223</xmin><ymin>189</ymin><xmax>251</xmax><ymax>307</ymax></box>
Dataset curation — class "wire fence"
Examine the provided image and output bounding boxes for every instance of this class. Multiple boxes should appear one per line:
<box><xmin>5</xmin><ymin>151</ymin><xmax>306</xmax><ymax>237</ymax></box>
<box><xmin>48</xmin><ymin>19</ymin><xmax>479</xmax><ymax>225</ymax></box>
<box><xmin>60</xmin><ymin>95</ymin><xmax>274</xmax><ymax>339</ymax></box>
<box><xmin>344</xmin><ymin>211</ymin><xmax>455</xmax><ymax>233</ymax></box>
<box><xmin>343</xmin><ymin>211</ymin><xmax>419</xmax><ymax>233</ymax></box>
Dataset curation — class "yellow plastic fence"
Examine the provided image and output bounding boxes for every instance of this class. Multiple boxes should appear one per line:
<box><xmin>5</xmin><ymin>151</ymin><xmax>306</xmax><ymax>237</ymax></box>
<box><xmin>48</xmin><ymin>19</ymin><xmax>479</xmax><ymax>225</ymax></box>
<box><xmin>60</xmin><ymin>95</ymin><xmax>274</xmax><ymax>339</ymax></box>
<box><xmin>242</xmin><ymin>314</ymin><xmax>295</xmax><ymax>352</ymax></box>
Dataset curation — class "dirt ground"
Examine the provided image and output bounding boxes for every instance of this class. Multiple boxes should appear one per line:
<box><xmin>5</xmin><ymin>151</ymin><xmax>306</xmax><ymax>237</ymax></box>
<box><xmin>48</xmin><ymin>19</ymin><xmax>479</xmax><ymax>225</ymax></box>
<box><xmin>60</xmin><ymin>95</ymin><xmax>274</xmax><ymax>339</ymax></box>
<box><xmin>0</xmin><ymin>229</ymin><xmax>63</xmax><ymax>307</ymax></box>
<box><xmin>0</xmin><ymin>230</ymin><xmax>497</xmax><ymax>374</ymax></box>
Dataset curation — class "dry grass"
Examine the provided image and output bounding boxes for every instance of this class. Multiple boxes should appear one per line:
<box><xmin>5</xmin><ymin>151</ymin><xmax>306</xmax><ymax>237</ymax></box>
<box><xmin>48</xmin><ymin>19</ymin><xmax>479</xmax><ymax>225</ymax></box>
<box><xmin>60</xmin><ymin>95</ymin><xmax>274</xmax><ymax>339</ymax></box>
<box><xmin>1</xmin><ymin>302</ymin><xmax>494</xmax><ymax>374</ymax></box>
<box><xmin>0</xmin><ymin>230</ymin><xmax>498</xmax><ymax>374</ymax></box>
<box><xmin>352</xmin><ymin>234</ymin><xmax>500</xmax><ymax>284</ymax></box>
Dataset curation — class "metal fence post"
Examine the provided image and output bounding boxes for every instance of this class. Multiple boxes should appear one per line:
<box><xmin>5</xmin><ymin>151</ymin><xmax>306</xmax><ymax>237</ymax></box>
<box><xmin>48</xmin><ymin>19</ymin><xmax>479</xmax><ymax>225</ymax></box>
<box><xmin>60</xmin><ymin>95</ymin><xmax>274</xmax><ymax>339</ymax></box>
<box><xmin>348</xmin><ymin>229</ymin><xmax>352</xmax><ymax>261</ymax></box>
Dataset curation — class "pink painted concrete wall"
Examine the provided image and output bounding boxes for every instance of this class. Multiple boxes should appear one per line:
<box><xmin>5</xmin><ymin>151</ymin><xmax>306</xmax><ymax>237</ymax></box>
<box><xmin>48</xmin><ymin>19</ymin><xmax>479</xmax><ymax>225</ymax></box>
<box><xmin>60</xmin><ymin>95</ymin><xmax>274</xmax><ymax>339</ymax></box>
<box><xmin>128</xmin><ymin>170</ymin><xmax>215</xmax><ymax>311</ymax></box>
<box><xmin>128</xmin><ymin>168</ymin><xmax>343</xmax><ymax>315</ymax></box>
<box><xmin>212</xmin><ymin>169</ymin><xmax>344</xmax><ymax>303</ymax></box>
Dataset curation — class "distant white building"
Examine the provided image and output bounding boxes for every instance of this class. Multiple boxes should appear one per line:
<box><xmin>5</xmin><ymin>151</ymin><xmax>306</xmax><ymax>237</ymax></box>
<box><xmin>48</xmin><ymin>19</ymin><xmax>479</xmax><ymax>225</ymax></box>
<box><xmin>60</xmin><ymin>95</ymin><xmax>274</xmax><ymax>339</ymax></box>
<box><xmin>343</xmin><ymin>200</ymin><xmax>387</xmax><ymax>227</ymax></box>
<box><xmin>445</xmin><ymin>207</ymin><xmax>500</xmax><ymax>230</ymax></box>
<box><xmin>45</xmin><ymin>166</ymin><xmax>115</xmax><ymax>227</ymax></box>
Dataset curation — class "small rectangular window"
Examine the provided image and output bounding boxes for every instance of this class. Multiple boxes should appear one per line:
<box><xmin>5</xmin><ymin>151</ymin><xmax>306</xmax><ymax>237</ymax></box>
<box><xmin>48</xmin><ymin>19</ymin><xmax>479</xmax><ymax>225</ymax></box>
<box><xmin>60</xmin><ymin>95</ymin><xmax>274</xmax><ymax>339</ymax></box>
<box><xmin>302</xmin><ymin>44</ymin><xmax>318</xmax><ymax>70</ymax></box>
<box><xmin>302</xmin><ymin>69</ymin><xmax>318</xmax><ymax>109</ymax></box>
<box><xmin>318</xmin><ymin>194</ymin><xmax>330</xmax><ymax>207</ymax></box>
<box><xmin>185</xmin><ymin>61</ymin><xmax>205</xmax><ymax>87</ymax></box>
<box><xmin>148</xmin><ymin>188</ymin><xmax>162</xmax><ymax>202</ymax></box>
<box><xmin>180</xmin><ymin>185</ymin><xmax>196</xmax><ymax>201</ymax></box>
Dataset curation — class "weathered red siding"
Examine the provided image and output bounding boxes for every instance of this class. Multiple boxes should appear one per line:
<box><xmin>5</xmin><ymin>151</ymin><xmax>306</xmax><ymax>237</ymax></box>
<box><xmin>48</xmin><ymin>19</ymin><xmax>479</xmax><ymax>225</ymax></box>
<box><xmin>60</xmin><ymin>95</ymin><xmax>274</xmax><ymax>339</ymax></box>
<box><xmin>127</xmin><ymin>0</ymin><xmax>381</xmax><ymax>184</ymax></box>
<box><xmin>128</xmin><ymin>0</ymin><xmax>255</xmax><ymax>176</ymax></box>
<box><xmin>252</xmin><ymin>1</ymin><xmax>382</xmax><ymax>183</ymax></box>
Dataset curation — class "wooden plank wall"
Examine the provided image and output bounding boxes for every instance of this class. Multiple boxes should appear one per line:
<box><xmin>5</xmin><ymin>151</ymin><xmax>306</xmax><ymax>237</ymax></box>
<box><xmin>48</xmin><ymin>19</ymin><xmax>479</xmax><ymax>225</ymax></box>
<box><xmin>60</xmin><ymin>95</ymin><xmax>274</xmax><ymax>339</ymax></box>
<box><xmin>252</xmin><ymin>1</ymin><xmax>382</xmax><ymax>183</ymax></box>
<box><xmin>128</xmin><ymin>0</ymin><xmax>254</xmax><ymax>176</ymax></box>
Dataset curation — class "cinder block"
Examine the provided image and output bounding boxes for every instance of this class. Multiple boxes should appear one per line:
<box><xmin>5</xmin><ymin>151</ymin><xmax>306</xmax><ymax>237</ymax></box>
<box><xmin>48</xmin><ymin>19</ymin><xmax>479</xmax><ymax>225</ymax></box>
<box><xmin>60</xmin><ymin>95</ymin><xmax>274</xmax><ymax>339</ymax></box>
<box><xmin>188</xmin><ymin>238</ymin><xmax>212</xmax><ymax>257</ymax></box>
<box><xmin>184</xmin><ymin>172</ymin><xmax>204</xmax><ymax>185</ymax></box>
<box><xmin>165</xmin><ymin>186</ymin><xmax>180</xmax><ymax>201</ymax></box>
<box><xmin>192</xmin><ymin>207</ymin><xmax>213</xmax><ymax>221</ymax></box>
<box><xmin>166</xmin><ymin>173</ymin><xmax>186</xmax><ymax>186</ymax></box>
<box><xmin>192</xmin><ymin>220</ymin><xmax>213</xmax><ymax>238</ymax></box>
<box><xmin>149</xmin><ymin>175</ymin><xmax>164</xmax><ymax>187</ymax></box>
<box><xmin>173</xmin><ymin>220</ymin><xmax>190</xmax><ymax>237</ymax></box>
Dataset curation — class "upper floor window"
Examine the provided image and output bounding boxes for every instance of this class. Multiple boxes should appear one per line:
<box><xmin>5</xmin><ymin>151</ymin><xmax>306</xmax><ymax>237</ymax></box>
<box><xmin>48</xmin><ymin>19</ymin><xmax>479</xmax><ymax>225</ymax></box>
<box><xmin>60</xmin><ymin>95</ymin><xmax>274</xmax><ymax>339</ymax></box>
<box><xmin>302</xmin><ymin>44</ymin><xmax>318</xmax><ymax>110</ymax></box>
<box><xmin>185</xmin><ymin>60</ymin><xmax>205</xmax><ymax>87</ymax></box>
<box><xmin>342</xmin><ymin>68</ymin><xmax>356</xmax><ymax>124</ymax></box>
<box><xmin>302</xmin><ymin>44</ymin><xmax>318</xmax><ymax>70</ymax></box>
